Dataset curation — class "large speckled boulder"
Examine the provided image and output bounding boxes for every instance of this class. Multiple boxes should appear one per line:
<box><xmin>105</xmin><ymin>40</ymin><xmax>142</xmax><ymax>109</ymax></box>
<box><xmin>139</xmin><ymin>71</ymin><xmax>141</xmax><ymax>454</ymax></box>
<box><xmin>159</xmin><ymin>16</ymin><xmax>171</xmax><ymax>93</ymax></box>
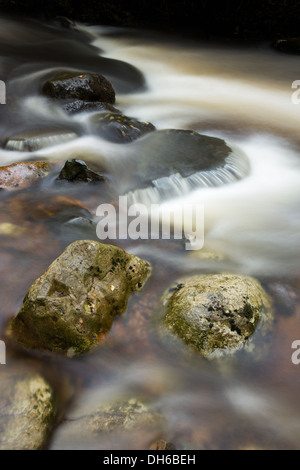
<box><xmin>0</xmin><ymin>367</ymin><xmax>56</xmax><ymax>450</ymax></box>
<box><xmin>163</xmin><ymin>274</ymin><xmax>273</xmax><ymax>359</ymax></box>
<box><xmin>42</xmin><ymin>72</ymin><xmax>115</xmax><ymax>103</ymax></box>
<box><xmin>10</xmin><ymin>240</ymin><xmax>151</xmax><ymax>356</ymax></box>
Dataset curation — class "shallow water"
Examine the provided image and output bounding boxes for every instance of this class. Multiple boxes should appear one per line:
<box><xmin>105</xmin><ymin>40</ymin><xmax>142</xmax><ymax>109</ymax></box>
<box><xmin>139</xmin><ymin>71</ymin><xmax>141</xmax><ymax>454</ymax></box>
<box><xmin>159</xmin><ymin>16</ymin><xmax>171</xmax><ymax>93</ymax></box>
<box><xmin>0</xmin><ymin>18</ymin><xmax>300</xmax><ymax>449</ymax></box>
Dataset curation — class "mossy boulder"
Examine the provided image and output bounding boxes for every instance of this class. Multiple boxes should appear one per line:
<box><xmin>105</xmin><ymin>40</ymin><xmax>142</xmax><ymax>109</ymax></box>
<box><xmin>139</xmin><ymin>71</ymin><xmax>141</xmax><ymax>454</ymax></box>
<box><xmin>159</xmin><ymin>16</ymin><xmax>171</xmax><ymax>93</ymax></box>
<box><xmin>57</xmin><ymin>159</ymin><xmax>106</xmax><ymax>183</ymax></box>
<box><xmin>10</xmin><ymin>240</ymin><xmax>151</xmax><ymax>356</ymax></box>
<box><xmin>0</xmin><ymin>367</ymin><xmax>56</xmax><ymax>450</ymax></box>
<box><xmin>90</xmin><ymin>113</ymin><xmax>155</xmax><ymax>143</ymax></box>
<box><xmin>42</xmin><ymin>72</ymin><xmax>115</xmax><ymax>103</ymax></box>
<box><xmin>163</xmin><ymin>274</ymin><xmax>273</xmax><ymax>359</ymax></box>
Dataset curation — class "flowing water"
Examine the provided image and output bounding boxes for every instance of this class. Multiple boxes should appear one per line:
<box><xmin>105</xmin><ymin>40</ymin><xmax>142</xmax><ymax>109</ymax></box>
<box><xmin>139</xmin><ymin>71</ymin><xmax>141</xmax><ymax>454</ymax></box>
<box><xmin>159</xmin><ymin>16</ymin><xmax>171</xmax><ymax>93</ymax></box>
<box><xmin>0</xmin><ymin>17</ymin><xmax>300</xmax><ymax>449</ymax></box>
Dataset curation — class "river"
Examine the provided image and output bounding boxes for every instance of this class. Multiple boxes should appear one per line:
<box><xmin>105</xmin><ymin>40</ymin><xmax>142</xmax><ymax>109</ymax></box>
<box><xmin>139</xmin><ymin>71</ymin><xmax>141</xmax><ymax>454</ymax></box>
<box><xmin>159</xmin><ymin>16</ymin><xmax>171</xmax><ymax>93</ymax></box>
<box><xmin>0</xmin><ymin>17</ymin><xmax>299</xmax><ymax>449</ymax></box>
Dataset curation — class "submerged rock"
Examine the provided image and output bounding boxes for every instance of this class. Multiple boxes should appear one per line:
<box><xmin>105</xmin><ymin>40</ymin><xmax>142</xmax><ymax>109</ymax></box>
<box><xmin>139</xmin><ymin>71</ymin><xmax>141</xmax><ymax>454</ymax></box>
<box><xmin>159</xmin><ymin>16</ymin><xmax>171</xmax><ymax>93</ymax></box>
<box><xmin>10</xmin><ymin>240</ymin><xmax>151</xmax><ymax>356</ymax></box>
<box><xmin>42</xmin><ymin>72</ymin><xmax>115</xmax><ymax>103</ymax></box>
<box><xmin>0</xmin><ymin>367</ymin><xmax>56</xmax><ymax>450</ymax></box>
<box><xmin>132</xmin><ymin>129</ymin><xmax>232</xmax><ymax>182</ymax></box>
<box><xmin>61</xmin><ymin>216</ymin><xmax>96</xmax><ymax>241</ymax></box>
<box><xmin>163</xmin><ymin>274</ymin><xmax>273</xmax><ymax>359</ymax></box>
<box><xmin>0</xmin><ymin>161</ymin><xmax>50</xmax><ymax>190</ymax></box>
<box><xmin>5</xmin><ymin>129</ymin><xmax>77</xmax><ymax>151</ymax></box>
<box><xmin>273</xmin><ymin>37</ymin><xmax>300</xmax><ymax>54</ymax></box>
<box><xmin>123</xmin><ymin>129</ymin><xmax>250</xmax><ymax>203</ymax></box>
<box><xmin>62</xmin><ymin>100</ymin><xmax>119</xmax><ymax>114</ymax></box>
<box><xmin>90</xmin><ymin>113</ymin><xmax>155</xmax><ymax>143</ymax></box>
<box><xmin>57</xmin><ymin>159</ymin><xmax>106</xmax><ymax>183</ymax></box>
<box><xmin>51</xmin><ymin>395</ymin><xmax>163</xmax><ymax>450</ymax></box>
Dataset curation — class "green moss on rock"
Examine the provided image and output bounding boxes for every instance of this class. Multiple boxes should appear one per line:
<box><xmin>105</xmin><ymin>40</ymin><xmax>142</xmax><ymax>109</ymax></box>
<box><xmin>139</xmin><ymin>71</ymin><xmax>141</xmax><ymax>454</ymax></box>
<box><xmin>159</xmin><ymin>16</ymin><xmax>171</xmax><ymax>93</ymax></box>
<box><xmin>0</xmin><ymin>367</ymin><xmax>56</xmax><ymax>450</ymax></box>
<box><xmin>50</xmin><ymin>395</ymin><xmax>164</xmax><ymax>450</ymax></box>
<box><xmin>163</xmin><ymin>273</ymin><xmax>273</xmax><ymax>359</ymax></box>
<box><xmin>10</xmin><ymin>240</ymin><xmax>151</xmax><ymax>356</ymax></box>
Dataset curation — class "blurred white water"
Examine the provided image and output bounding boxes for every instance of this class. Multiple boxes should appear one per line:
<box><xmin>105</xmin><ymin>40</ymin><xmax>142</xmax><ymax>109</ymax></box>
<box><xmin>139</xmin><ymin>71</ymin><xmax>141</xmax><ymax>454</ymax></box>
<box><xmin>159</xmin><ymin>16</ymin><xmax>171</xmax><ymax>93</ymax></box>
<box><xmin>75</xmin><ymin>25</ymin><xmax>300</xmax><ymax>277</ymax></box>
<box><xmin>2</xmin><ymin>23</ymin><xmax>299</xmax><ymax>276</ymax></box>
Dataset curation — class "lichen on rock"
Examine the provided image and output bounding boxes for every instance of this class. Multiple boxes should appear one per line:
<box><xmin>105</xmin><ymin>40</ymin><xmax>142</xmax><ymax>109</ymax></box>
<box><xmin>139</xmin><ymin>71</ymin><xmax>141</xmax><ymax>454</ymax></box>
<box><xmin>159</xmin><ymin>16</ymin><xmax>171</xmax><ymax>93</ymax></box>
<box><xmin>163</xmin><ymin>273</ymin><xmax>273</xmax><ymax>359</ymax></box>
<box><xmin>50</xmin><ymin>395</ymin><xmax>164</xmax><ymax>450</ymax></box>
<box><xmin>10</xmin><ymin>240</ymin><xmax>151</xmax><ymax>356</ymax></box>
<box><xmin>0</xmin><ymin>367</ymin><xmax>56</xmax><ymax>450</ymax></box>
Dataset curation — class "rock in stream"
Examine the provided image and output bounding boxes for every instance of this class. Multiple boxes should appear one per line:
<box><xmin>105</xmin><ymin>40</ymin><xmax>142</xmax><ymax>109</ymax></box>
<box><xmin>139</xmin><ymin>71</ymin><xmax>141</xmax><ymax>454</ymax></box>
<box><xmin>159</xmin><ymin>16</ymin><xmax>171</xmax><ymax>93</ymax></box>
<box><xmin>10</xmin><ymin>240</ymin><xmax>151</xmax><ymax>356</ymax></box>
<box><xmin>42</xmin><ymin>72</ymin><xmax>116</xmax><ymax>103</ymax></box>
<box><xmin>163</xmin><ymin>273</ymin><xmax>273</xmax><ymax>359</ymax></box>
<box><xmin>0</xmin><ymin>161</ymin><xmax>50</xmax><ymax>190</ymax></box>
<box><xmin>0</xmin><ymin>366</ymin><xmax>56</xmax><ymax>450</ymax></box>
<box><xmin>57</xmin><ymin>159</ymin><xmax>106</xmax><ymax>183</ymax></box>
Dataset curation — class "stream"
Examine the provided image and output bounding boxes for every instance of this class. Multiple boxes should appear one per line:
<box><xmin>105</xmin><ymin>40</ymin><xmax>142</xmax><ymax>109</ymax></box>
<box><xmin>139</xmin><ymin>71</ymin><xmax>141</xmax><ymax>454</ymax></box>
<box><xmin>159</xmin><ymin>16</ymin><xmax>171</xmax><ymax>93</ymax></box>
<box><xmin>0</xmin><ymin>17</ymin><xmax>300</xmax><ymax>449</ymax></box>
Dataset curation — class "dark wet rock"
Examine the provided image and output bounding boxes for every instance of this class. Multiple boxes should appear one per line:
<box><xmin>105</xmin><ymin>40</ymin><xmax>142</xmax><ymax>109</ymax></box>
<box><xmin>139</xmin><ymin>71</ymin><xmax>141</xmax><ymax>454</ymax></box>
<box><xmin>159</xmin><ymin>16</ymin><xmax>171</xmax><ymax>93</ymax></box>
<box><xmin>90</xmin><ymin>113</ymin><xmax>155</xmax><ymax>143</ymax></box>
<box><xmin>10</xmin><ymin>240</ymin><xmax>151</xmax><ymax>356</ymax></box>
<box><xmin>273</xmin><ymin>37</ymin><xmax>300</xmax><ymax>55</ymax></box>
<box><xmin>0</xmin><ymin>366</ymin><xmax>56</xmax><ymax>450</ymax></box>
<box><xmin>0</xmin><ymin>161</ymin><xmax>50</xmax><ymax>190</ymax></box>
<box><xmin>0</xmin><ymin>18</ymin><xmax>145</xmax><ymax>94</ymax></box>
<box><xmin>5</xmin><ymin>129</ymin><xmax>77</xmax><ymax>151</ymax></box>
<box><xmin>42</xmin><ymin>72</ymin><xmax>115</xmax><ymax>103</ymax></box>
<box><xmin>53</xmin><ymin>16</ymin><xmax>76</xmax><ymax>28</ymax></box>
<box><xmin>163</xmin><ymin>274</ymin><xmax>273</xmax><ymax>359</ymax></box>
<box><xmin>123</xmin><ymin>129</ymin><xmax>250</xmax><ymax>203</ymax></box>
<box><xmin>50</xmin><ymin>395</ymin><xmax>163</xmax><ymax>450</ymax></box>
<box><xmin>62</xmin><ymin>100</ymin><xmax>119</xmax><ymax>114</ymax></box>
<box><xmin>57</xmin><ymin>159</ymin><xmax>106</xmax><ymax>183</ymax></box>
<box><xmin>61</xmin><ymin>216</ymin><xmax>96</xmax><ymax>241</ymax></box>
<box><xmin>132</xmin><ymin>129</ymin><xmax>232</xmax><ymax>182</ymax></box>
